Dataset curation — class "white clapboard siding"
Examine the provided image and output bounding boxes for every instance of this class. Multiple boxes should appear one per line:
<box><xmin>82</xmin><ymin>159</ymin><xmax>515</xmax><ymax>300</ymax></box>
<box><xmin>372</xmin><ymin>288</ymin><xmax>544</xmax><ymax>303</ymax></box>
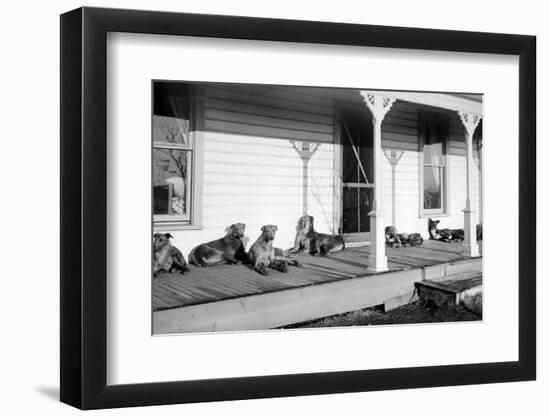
<box><xmin>204</xmin><ymin>86</ymin><xmax>334</xmax><ymax>143</ymax></box>
<box><xmin>167</xmin><ymin>86</ymin><xmax>335</xmax><ymax>258</ymax></box>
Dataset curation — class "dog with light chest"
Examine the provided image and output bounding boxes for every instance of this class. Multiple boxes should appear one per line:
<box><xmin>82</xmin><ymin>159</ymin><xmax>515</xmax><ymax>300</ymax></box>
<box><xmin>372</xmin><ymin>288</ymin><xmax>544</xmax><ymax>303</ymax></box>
<box><xmin>248</xmin><ymin>225</ymin><xmax>301</xmax><ymax>275</ymax></box>
<box><xmin>427</xmin><ymin>218</ymin><xmax>464</xmax><ymax>242</ymax></box>
<box><xmin>385</xmin><ymin>226</ymin><xmax>424</xmax><ymax>248</ymax></box>
<box><xmin>153</xmin><ymin>233</ymin><xmax>189</xmax><ymax>277</ymax></box>
<box><xmin>288</xmin><ymin>215</ymin><xmax>345</xmax><ymax>256</ymax></box>
<box><xmin>188</xmin><ymin>223</ymin><xmax>249</xmax><ymax>266</ymax></box>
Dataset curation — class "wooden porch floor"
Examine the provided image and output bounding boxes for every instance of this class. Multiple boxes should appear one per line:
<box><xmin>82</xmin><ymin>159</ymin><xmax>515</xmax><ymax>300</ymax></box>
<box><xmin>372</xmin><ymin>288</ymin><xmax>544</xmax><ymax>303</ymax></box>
<box><xmin>153</xmin><ymin>240</ymin><xmax>480</xmax><ymax>312</ymax></box>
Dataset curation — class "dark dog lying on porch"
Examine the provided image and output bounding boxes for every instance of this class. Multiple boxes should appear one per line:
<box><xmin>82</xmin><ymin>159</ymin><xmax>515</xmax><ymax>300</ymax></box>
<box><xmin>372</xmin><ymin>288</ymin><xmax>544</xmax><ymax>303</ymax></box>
<box><xmin>188</xmin><ymin>223</ymin><xmax>249</xmax><ymax>266</ymax></box>
<box><xmin>248</xmin><ymin>225</ymin><xmax>301</xmax><ymax>275</ymax></box>
<box><xmin>385</xmin><ymin>226</ymin><xmax>424</xmax><ymax>248</ymax></box>
<box><xmin>427</xmin><ymin>218</ymin><xmax>465</xmax><ymax>242</ymax></box>
<box><xmin>153</xmin><ymin>233</ymin><xmax>190</xmax><ymax>277</ymax></box>
<box><xmin>287</xmin><ymin>215</ymin><xmax>345</xmax><ymax>256</ymax></box>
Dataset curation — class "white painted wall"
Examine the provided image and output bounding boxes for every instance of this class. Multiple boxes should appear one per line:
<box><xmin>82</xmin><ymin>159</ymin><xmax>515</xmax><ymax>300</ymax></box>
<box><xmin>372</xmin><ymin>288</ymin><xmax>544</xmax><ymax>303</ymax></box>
<box><xmin>169</xmin><ymin>132</ymin><xmax>335</xmax><ymax>257</ymax></box>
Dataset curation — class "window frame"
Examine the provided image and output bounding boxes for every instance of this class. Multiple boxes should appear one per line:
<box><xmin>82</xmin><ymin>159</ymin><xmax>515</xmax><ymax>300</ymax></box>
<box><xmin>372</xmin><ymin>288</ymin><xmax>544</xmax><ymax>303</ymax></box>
<box><xmin>152</xmin><ymin>83</ymin><xmax>204</xmax><ymax>231</ymax></box>
<box><xmin>418</xmin><ymin>110</ymin><xmax>450</xmax><ymax>218</ymax></box>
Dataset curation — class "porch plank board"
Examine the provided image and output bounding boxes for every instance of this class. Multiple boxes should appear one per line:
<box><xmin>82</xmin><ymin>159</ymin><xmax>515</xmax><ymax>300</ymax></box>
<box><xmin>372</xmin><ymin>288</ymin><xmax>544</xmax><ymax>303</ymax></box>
<box><xmin>154</xmin><ymin>282</ymin><xmax>196</xmax><ymax>305</ymax></box>
<box><xmin>297</xmin><ymin>263</ymin><xmax>356</xmax><ymax>280</ymax></box>
<box><xmin>152</xmin><ymin>291</ymin><xmax>178</xmax><ymax>308</ymax></box>
<box><xmin>393</xmin><ymin>249</ymin><xmax>458</xmax><ymax>263</ymax></box>
<box><xmin>161</xmin><ymin>283</ymin><xmax>218</xmax><ymax>304</ymax></box>
<box><xmin>187</xmin><ymin>269</ymin><xmax>257</xmax><ymax>296</ymax></box>
<box><xmin>162</xmin><ymin>278</ymin><xmax>225</xmax><ymax>301</ymax></box>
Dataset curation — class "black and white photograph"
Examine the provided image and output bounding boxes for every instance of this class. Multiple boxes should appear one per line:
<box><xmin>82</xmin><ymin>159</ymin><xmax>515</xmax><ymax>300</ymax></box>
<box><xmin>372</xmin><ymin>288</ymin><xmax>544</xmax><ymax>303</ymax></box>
<box><xmin>152</xmin><ymin>82</ymin><xmax>484</xmax><ymax>334</ymax></box>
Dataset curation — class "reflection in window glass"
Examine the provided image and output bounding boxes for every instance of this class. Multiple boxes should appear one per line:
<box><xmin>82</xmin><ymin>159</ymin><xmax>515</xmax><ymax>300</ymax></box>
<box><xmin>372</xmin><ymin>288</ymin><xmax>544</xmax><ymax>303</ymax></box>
<box><xmin>421</xmin><ymin>112</ymin><xmax>447</xmax><ymax>213</ymax></box>
<box><xmin>153</xmin><ymin>149</ymin><xmax>191</xmax><ymax>220</ymax></box>
<box><xmin>153</xmin><ymin>83</ymin><xmax>194</xmax><ymax>224</ymax></box>
<box><xmin>423</xmin><ymin>166</ymin><xmax>442</xmax><ymax>210</ymax></box>
<box><xmin>153</xmin><ymin>114</ymin><xmax>191</xmax><ymax>146</ymax></box>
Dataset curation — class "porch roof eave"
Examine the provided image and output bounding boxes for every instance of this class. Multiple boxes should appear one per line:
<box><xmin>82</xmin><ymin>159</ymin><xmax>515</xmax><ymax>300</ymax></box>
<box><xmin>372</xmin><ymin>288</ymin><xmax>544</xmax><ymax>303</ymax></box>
<box><xmin>361</xmin><ymin>90</ymin><xmax>483</xmax><ymax>115</ymax></box>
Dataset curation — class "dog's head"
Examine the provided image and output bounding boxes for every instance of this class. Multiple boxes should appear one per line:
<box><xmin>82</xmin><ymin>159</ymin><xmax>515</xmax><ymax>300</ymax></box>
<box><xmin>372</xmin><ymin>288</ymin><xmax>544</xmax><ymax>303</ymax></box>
<box><xmin>428</xmin><ymin>218</ymin><xmax>440</xmax><ymax>229</ymax></box>
<box><xmin>385</xmin><ymin>225</ymin><xmax>397</xmax><ymax>240</ymax></box>
<box><xmin>385</xmin><ymin>225</ymin><xmax>397</xmax><ymax>236</ymax></box>
<box><xmin>298</xmin><ymin>215</ymin><xmax>314</xmax><ymax>232</ymax></box>
<box><xmin>260</xmin><ymin>225</ymin><xmax>278</xmax><ymax>241</ymax></box>
<box><xmin>153</xmin><ymin>233</ymin><xmax>173</xmax><ymax>251</ymax></box>
<box><xmin>225</xmin><ymin>223</ymin><xmax>246</xmax><ymax>238</ymax></box>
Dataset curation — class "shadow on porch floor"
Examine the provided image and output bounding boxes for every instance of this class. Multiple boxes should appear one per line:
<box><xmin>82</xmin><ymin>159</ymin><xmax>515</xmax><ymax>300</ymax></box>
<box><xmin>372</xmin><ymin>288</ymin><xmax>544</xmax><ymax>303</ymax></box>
<box><xmin>153</xmin><ymin>239</ymin><xmax>481</xmax><ymax>311</ymax></box>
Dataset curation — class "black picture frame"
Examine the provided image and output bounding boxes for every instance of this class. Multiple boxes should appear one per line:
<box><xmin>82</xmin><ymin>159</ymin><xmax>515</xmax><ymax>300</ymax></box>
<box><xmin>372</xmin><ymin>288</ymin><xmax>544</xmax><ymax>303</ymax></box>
<box><xmin>60</xmin><ymin>6</ymin><xmax>536</xmax><ymax>410</ymax></box>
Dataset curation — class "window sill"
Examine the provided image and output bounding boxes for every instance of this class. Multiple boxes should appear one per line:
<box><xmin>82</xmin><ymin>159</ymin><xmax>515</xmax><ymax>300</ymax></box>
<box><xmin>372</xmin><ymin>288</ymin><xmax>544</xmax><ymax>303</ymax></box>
<box><xmin>154</xmin><ymin>222</ymin><xmax>203</xmax><ymax>232</ymax></box>
<box><xmin>419</xmin><ymin>212</ymin><xmax>451</xmax><ymax>219</ymax></box>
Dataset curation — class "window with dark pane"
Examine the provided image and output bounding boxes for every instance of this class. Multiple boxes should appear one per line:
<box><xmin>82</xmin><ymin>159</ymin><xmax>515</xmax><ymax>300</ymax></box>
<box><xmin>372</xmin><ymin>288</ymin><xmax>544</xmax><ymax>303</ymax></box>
<box><xmin>420</xmin><ymin>111</ymin><xmax>448</xmax><ymax>213</ymax></box>
<box><xmin>153</xmin><ymin>82</ymin><xmax>194</xmax><ymax>223</ymax></box>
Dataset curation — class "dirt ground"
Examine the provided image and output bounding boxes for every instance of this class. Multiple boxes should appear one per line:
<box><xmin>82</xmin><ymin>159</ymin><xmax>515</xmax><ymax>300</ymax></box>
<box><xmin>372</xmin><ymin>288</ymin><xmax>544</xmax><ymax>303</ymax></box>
<box><xmin>283</xmin><ymin>297</ymin><xmax>482</xmax><ymax>329</ymax></box>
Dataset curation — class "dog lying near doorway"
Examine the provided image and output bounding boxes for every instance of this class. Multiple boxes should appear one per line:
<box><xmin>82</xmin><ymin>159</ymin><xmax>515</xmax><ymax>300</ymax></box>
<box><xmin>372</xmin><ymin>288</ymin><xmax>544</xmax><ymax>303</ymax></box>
<box><xmin>188</xmin><ymin>223</ymin><xmax>249</xmax><ymax>266</ymax></box>
<box><xmin>287</xmin><ymin>215</ymin><xmax>345</xmax><ymax>256</ymax></box>
<box><xmin>248</xmin><ymin>225</ymin><xmax>301</xmax><ymax>275</ymax></box>
<box><xmin>427</xmin><ymin>218</ymin><xmax>465</xmax><ymax>242</ymax></box>
<box><xmin>153</xmin><ymin>233</ymin><xmax>190</xmax><ymax>277</ymax></box>
<box><xmin>384</xmin><ymin>226</ymin><xmax>424</xmax><ymax>248</ymax></box>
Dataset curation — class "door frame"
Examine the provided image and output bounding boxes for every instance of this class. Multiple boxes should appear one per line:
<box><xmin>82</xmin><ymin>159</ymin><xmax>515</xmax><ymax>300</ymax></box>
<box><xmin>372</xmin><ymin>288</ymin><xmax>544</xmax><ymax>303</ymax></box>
<box><xmin>333</xmin><ymin>104</ymin><xmax>373</xmax><ymax>245</ymax></box>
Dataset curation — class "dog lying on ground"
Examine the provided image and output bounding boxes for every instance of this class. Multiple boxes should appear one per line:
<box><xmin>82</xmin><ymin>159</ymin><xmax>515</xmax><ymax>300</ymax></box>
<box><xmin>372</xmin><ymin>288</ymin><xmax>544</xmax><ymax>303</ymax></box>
<box><xmin>427</xmin><ymin>218</ymin><xmax>464</xmax><ymax>242</ymax></box>
<box><xmin>248</xmin><ymin>225</ymin><xmax>301</xmax><ymax>275</ymax></box>
<box><xmin>188</xmin><ymin>223</ymin><xmax>249</xmax><ymax>266</ymax></box>
<box><xmin>153</xmin><ymin>233</ymin><xmax>190</xmax><ymax>277</ymax></box>
<box><xmin>385</xmin><ymin>226</ymin><xmax>424</xmax><ymax>248</ymax></box>
<box><xmin>287</xmin><ymin>215</ymin><xmax>345</xmax><ymax>256</ymax></box>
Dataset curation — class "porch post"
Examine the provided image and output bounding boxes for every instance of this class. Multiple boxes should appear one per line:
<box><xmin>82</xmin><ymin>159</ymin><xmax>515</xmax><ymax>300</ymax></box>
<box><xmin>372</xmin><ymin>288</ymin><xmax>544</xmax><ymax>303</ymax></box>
<box><xmin>458</xmin><ymin>111</ymin><xmax>482</xmax><ymax>257</ymax></box>
<box><xmin>360</xmin><ymin>92</ymin><xmax>396</xmax><ymax>272</ymax></box>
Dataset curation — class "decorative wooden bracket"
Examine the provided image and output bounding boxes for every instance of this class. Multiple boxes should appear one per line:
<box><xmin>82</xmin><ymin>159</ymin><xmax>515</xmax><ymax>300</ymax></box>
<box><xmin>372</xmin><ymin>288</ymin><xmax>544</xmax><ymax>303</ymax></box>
<box><xmin>360</xmin><ymin>92</ymin><xmax>396</xmax><ymax>123</ymax></box>
<box><xmin>383</xmin><ymin>149</ymin><xmax>405</xmax><ymax>166</ymax></box>
<box><xmin>290</xmin><ymin>140</ymin><xmax>321</xmax><ymax>160</ymax></box>
<box><xmin>458</xmin><ymin>111</ymin><xmax>482</xmax><ymax>136</ymax></box>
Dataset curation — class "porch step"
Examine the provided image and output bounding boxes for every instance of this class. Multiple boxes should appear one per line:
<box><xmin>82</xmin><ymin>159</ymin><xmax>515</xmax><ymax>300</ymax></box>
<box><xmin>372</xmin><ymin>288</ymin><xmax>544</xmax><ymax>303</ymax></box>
<box><xmin>414</xmin><ymin>270</ymin><xmax>482</xmax><ymax>312</ymax></box>
<box><xmin>382</xmin><ymin>257</ymin><xmax>482</xmax><ymax>312</ymax></box>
